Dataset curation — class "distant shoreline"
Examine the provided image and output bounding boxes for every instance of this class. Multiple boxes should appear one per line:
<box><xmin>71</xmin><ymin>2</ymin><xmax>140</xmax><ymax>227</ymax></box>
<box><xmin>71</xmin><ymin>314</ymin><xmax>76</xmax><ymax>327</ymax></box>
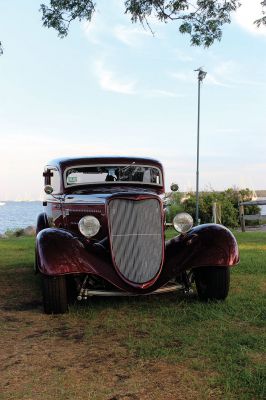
<box><xmin>0</xmin><ymin>200</ymin><xmax>42</xmax><ymax>203</ymax></box>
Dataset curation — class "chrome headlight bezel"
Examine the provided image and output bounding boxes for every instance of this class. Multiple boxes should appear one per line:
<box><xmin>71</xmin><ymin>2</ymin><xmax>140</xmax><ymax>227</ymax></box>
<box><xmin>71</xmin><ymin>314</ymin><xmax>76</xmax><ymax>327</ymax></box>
<box><xmin>173</xmin><ymin>212</ymin><xmax>193</xmax><ymax>234</ymax></box>
<box><xmin>78</xmin><ymin>215</ymin><xmax>101</xmax><ymax>238</ymax></box>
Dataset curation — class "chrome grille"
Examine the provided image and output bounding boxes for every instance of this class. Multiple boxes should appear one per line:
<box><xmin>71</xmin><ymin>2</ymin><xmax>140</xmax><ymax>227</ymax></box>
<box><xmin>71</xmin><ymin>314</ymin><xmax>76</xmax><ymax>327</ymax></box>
<box><xmin>108</xmin><ymin>198</ymin><xmax>163</xmax><ymax>284</ymax></box>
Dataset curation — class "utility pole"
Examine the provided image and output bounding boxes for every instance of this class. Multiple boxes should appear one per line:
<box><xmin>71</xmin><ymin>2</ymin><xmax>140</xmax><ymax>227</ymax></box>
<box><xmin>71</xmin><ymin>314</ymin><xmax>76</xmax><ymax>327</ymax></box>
<box><xmin>195</xmin><ymin>67</ymin><xmax>207</xmax><ymax>225</ymax></box>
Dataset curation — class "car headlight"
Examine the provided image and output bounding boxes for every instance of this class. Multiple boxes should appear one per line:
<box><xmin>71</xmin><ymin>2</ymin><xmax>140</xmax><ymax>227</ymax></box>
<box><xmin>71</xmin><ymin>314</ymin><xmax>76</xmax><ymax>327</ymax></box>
<box><xmin>173</xmin><ymin>212</ymin><xmax>193</xmax><ymax>234</ymax></box>
<box><xmin>78</xmin><ymin>216</ymin><xmax>100</xmax><ymax>238</ymax></box>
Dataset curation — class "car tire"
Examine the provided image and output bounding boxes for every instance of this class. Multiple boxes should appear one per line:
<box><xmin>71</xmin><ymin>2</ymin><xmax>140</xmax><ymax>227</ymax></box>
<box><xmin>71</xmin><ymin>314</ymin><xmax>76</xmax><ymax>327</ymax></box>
<box><xmin>42</xmin><ymin>274</ymin><xmax>68</xmax><ymax>314</ymax></box>
<box><xmin>36</xmin><ymin>213</ymin><xmax>49</xmax><ymax>235</ymax></box>
<box><xmin>66</xmin><ymin>276</ymin><xmax>78</xmax><ymax>305</ymax></box>
<box><xmin>193</xmin><ymin>266</ymin><xmax>230</xmax><ymax>301</ymax></box>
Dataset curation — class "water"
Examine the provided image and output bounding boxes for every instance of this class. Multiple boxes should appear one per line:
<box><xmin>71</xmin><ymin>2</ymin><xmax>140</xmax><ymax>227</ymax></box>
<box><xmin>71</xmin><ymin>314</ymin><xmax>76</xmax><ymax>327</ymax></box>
<box><xmin>0</xmin><ymin>201</ymin><xmax>43</xmax><ymax>234</ymax></box>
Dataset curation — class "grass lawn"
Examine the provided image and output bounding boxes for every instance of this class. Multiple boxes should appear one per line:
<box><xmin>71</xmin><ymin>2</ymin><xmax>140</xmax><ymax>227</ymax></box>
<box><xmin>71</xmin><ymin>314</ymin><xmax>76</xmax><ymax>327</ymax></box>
<box><xmin>0</xmin><ymin>231</ymin><xmax>265</xmax><ymax>400</ymax></box>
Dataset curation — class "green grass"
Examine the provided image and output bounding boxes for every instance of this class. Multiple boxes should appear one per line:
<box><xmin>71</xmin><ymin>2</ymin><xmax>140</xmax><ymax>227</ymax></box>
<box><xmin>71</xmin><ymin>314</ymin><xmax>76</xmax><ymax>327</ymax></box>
<box><xmin>0</xmin><ymin>236</ymin><xmax>39</xmax><ymax>307</ymax></box>
<box><xmin>0</xmin><ymin>231</ymin><xmax>265</xmax><ymax>399</ymax></box>
<box><xmin>75</xmin><ymin>230</ymin><xmax>266</xmax><ymax>399</ymax></box>
<box><xmin>0</xmin><ymin>236</ymin><xmax>34</xmax><ymax>270</ymax></box>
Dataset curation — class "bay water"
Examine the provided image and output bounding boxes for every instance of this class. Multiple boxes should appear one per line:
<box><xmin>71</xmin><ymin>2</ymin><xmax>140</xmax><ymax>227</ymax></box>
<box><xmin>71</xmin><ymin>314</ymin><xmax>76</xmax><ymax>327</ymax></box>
<box><xmin>0</xmin><ymin>201</ymin><xmax>43</xmax><ymax>234</ymax></box>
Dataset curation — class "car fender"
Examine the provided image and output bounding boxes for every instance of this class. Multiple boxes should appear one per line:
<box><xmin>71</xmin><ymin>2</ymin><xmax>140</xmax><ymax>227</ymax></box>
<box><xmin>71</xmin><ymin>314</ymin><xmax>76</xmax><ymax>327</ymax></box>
<box><xmin>35</xmin><ymin>225</ymin><xmax>239</xmax><ymax>294</ymax></box>
<box><xmin>35</xmin><ymin>228</ymin><xmax>153</xmax><ymax>293</ymax></box>
<box><xmin>36</xmin><ymin>228</ymin><xmax>108</xmax><ymax>276</ymax></box>
<box><xmin>164</xmin><ymin>223</ymin><xmax>239</xmax><ymax>275</ymax></box>
<box><xmin>36</xmin><ymin>212</ymin><xmax>49</xmax><ymax>235</ymax></box>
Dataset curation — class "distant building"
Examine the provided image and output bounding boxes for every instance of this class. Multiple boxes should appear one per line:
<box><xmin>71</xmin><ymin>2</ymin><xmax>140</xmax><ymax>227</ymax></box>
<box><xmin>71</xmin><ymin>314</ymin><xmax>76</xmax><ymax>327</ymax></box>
<box><xmin>254</xmin><ymin>190</ymin><xmax>266</xmax><ymax>215</ymax></box>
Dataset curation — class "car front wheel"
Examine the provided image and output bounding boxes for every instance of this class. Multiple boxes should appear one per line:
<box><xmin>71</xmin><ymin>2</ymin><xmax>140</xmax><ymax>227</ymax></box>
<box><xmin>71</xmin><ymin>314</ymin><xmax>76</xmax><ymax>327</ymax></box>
<box><xmin>42</xmin><ymin>274</ymin><xmax>68</xmax><ymax>314</ymax></box>
<box><xmin>193</xmin><ymin>266</ymin><xmax>230</xmax><ymax>301</ymax></box>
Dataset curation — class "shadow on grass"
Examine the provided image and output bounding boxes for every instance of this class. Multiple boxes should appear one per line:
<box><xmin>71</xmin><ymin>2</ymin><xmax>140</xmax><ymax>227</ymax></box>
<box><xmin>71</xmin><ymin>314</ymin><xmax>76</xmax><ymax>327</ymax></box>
<box><xmin>0</xmin><ymin>267</ymin><xmax>42</xmax><ymax>312</ymax></box>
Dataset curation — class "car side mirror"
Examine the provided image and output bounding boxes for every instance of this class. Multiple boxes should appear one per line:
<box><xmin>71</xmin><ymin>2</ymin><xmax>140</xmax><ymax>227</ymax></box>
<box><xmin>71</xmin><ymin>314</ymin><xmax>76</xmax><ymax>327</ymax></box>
<box><xmin>44</xmin><ymin>185</ymin><xmax>54</xmax><ymax>194</ymax></box>
<box><xmin>170</xmin><ymin>183</ymin><xmax>179</xmax><ymax>192</ymax></box>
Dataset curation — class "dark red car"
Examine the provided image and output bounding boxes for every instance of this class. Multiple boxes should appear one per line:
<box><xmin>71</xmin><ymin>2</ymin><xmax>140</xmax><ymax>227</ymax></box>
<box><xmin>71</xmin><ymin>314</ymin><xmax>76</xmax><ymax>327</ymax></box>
<box><xmin>35</xmin><ymin>156</ymin><xmax>239</xmax><ymax>314</ymax></box>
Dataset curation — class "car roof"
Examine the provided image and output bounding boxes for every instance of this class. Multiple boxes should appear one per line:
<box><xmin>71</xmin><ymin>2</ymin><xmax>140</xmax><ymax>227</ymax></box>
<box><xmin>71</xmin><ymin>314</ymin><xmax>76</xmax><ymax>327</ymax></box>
<box><xmin>46</xmin><ymin>156</ymin><xmax>164</xmax><ymax>172</ymax></box>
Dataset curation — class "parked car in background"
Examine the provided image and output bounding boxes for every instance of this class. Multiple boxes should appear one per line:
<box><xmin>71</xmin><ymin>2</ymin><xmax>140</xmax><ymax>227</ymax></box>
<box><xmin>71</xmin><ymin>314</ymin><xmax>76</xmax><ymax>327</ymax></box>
<box><xmin>35</xmin><ymin>156</ymin><xmax>239</xmax><ymax>314</ymax></box>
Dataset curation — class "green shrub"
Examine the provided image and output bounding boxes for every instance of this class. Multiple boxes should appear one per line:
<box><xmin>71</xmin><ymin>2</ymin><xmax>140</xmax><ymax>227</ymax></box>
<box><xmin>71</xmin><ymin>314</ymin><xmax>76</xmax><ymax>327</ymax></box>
<box><xmin>166</xmin><ymin>188</ymin><xmax>260</xmax><ymax>228</ymax></box>
<box><xmin>165</xmin><ymin>192</ymin><xmax>184</xmax><ymax>223</ymax></box>
<box><xmin>4</xmin><ymin>228</ymin><xmax>25</xmax><ymax>237</ymax></box>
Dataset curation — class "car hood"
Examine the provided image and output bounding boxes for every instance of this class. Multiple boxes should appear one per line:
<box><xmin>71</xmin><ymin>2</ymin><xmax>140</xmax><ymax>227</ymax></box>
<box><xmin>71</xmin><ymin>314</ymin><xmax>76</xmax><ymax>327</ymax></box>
<box><xmin>63</xmin><ymin>189</ymin><xmax>162</xmax><ymax>205</ymax></box>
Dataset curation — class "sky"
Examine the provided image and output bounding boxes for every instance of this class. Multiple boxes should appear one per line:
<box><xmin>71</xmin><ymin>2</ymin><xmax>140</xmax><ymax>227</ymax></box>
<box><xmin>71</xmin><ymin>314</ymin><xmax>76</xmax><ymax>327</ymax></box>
<box><xmin>0</xmin><ymin>0</ymin><xmax>265</xmax><ymax>200</ymax></box>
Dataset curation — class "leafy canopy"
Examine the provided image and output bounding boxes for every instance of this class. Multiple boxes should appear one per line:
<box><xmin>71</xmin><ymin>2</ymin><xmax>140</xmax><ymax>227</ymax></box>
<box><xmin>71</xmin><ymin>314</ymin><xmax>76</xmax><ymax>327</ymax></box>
<box><xmin>39</xmin><ymin>0</ymin><xmax>266</xmax><ymax>47</ymax></box>
<box><xmin>0</xmin><ymin>0</ymin><xmax>266</xmax><ymax>55</ymax></box>
<box><xmin>1</xmin><ymin>1</ymin><xmax>266</xmax><ymax>54</ymax></box>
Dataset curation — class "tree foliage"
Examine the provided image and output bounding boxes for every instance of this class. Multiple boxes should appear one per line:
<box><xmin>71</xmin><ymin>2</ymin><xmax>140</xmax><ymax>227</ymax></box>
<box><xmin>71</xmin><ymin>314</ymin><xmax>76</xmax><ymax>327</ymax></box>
<box><xmin>40</xmin><ymin>0</ymin><xmax>96</xmax><ymax>38</ymax></box>
<box><xmin>39</xmin><ymin>0</ymin><xmax>266</xmax><ymax>47</ymax></box>
<box><xmin>1</xmin><ymin>0</ymin><xmax>266</xmax><ymax>54</ymax></box>
<box><xmin>165</xmin><ymin>191</ymin><xmax>184</xmax><ymax>223</ymax></box>
<box><xmin>167</xmin><ymin>187</ymin><xmax>260</xmax><ymax>228</ymax></box>
<box><xmin>125</xmin><ymin>0</ymin><xmax>240</xmax><ymax>47</ymax></box>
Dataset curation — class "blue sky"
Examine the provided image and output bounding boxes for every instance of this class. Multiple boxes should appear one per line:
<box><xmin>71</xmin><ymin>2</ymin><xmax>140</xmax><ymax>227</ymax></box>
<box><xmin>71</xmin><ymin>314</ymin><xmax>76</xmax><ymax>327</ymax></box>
<box><xmin>0</xmin><ymin>0</ymin><xmax>265</xmax><ymax>200</ymax></box>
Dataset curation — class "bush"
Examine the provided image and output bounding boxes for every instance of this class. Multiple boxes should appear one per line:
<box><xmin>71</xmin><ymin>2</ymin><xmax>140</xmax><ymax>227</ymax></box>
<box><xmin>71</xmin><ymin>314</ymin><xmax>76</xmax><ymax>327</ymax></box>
<box><xmin>165</xmin><ymin>192</ymin><xmax>184</xmax><ymax>223</ymax></box>
<box><xmin>3</xmin><ymin>226</ymin><xmax>36</xmax><ymax>238</ymax></box>
<box><xmin>166</xmin><ymin>188</ymin><xmax>260</xmax><ymax>228</ymax></box>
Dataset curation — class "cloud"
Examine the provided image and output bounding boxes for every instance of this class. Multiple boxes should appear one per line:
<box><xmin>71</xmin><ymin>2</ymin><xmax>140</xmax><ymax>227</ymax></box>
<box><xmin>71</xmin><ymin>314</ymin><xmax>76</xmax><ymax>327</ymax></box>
<box><xmin>93</xmin><ymin>60</ymin><xmax>181</xmax><ymax>97</ymax></box>
<box><xmin>172</xmin><ymin>59</ymin><xmax>266</xmax><ymax>88</ymax></box>
<box><xmin>206</xmin><ymin>73</ymin><xmax>233</xmax><ymax>87</ymax></box>
<box><xmin>213</xmin><ymin>60</ymin><xmax>236</xmax><ymax>77</ymax></box>
<box><xmin>145</xmin><ymin>89</ymin><xmax>182</xmax><ymax>98</ymax></box>
<box><xmin>114</xmin><ymin>25</ymin><xmax>151</xmax><ymax>46</ymax></box>
<box><xmin>215</xmin><ymin>128</ymin><xmax>240</xmax><ymax>134</ymax></box>
<box><xmin>210</xmin><ymin>60</ymin><xmax>266</xmax><ymax>87</ymax></box>
<box><xmin>94</xmin><ymin>60</ymin><xmax>137</xmax><ymax>94</ymax></box>
<box><xmin>172</xmin><ymin>71</ymin><xmax>194</xmax><ymax>83</ymax></box>
<box><xmin>174</xmin><ymin>49</ymin><xmax>193</xmax><ymax>62</ymax></box>
<box><xmin>227</xmin><ymin>77</ymin><xmax>266</xmax><ymax>86</ymax></box>
<box><xmin>234</xmin><ymin>0</ymin><xmax>266</xmax><ymax>37</ymax></box>
<box><xmin>205</xmin><ymin>61</ymin><xmax>236</xmax><ymax>87</ymax></box>
<box><xmin>82</xmin><ymin>14</ymin><xmax>105</xmax><ymax>45</ymax></box>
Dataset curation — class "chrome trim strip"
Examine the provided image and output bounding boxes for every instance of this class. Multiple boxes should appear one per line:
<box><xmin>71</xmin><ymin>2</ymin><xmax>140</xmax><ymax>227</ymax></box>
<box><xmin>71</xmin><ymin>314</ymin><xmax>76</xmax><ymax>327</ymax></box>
<box><xmin>64</xmin><ymin>195</ymin><xmax>105</xmax><ymax>204</ymax></box>
<box><xmin>78</xmin><ymin>284</ymin><xmax>182</xmax><ymax>298</ymax></box>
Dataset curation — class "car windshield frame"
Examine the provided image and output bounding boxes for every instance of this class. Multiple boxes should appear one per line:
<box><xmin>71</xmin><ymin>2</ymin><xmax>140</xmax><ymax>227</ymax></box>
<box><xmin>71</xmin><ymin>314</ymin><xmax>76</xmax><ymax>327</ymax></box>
<box><xmin>63</xmin><ymin>164</ymin><xmax>163</xmax><ymax>188</ymax></box>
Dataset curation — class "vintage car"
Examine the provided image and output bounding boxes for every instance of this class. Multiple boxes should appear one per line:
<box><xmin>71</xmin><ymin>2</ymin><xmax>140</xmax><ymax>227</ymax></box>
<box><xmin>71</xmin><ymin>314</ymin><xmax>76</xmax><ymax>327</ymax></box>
<box><xmin>35</xmin><ymin>156</ymin><xmax>239</xmax><ymax>314</ymax></box>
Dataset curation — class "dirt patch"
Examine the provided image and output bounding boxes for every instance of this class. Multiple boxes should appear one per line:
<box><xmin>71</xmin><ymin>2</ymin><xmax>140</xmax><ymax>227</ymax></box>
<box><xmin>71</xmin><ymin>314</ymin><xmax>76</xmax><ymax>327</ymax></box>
<box><xmin>0</xmin><ymin>268</ymin><xmax>220</xmax><ymax>400</ymax></box>
<box><xmin>0</xmin><ymin>308</ymin><xmax>221</xmax><ymax>400</ymax></box>
<box><xmin>247</xmin><ymin>351</ymin><xmax>266</xmax><ymax>365</ymax></box>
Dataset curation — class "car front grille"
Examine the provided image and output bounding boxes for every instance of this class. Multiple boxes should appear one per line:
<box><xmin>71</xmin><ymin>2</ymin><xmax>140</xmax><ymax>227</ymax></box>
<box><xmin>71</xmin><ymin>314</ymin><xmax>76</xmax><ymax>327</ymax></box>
<box><xmin>108</xmin><ymin>198</ymin><xmax>163</xmax><ymax>284</ymax></box>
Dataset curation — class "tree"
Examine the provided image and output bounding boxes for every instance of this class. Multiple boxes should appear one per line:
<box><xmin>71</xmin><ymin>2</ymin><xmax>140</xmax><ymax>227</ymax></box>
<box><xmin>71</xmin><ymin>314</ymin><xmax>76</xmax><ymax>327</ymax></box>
<box><xmin>180</xmin><ymin>187</ymin><xmax>260</xmax><ymax>228</ymax></box>
<box><xmin>1</xmin><ymin>1</ymin><xmax>266</xmax><ymax>54</ymax></box>
<box><xmin>165</xmin><ymin>191</ymin><xmax>184</xmax><ymax>223</ymax></box>
<box><xmin>39</xmin><ymin>1</ymin><xmax>266</xmax><ymax>47</ymax></box>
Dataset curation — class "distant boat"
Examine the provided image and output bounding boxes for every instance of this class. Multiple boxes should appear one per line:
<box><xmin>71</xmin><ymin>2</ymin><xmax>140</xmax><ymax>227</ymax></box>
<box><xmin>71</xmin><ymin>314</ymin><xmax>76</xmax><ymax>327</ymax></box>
<box><xmin>0</xmin><ymin>202</ymin><xmax>5</xmax><ymax>206</ymax></box>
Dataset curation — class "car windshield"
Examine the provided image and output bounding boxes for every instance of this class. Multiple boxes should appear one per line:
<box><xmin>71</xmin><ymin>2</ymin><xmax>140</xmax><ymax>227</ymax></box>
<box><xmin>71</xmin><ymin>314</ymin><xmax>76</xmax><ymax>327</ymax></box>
<box><xmin>65</xmin><ymin>165</ymin><xmax>162</xmax><ymax>187</ymax></box>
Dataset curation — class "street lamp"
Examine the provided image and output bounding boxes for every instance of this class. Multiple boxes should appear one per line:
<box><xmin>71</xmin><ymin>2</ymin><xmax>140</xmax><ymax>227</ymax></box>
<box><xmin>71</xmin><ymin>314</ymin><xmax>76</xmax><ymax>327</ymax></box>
<box><xmin>194</xmin><ymin>67</ymin><xmax>207</xmax><ymax>225</ymax></box>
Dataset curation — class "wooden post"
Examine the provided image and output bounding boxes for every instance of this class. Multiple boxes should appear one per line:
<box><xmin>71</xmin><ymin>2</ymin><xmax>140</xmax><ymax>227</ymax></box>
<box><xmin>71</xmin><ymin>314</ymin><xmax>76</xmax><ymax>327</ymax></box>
<box><xmin>217</xmin><ymin>203</ymin><xmax>222</xmax><ymax>224</ymax></box>
<box><xmin>212</xmin><ymin>202</ymin><xmax>217</xmax><ymax>224</ymax></box>
<box><xmin>239</xmin><ymin>204</ymin><xmax>245</xmax><ymax>232</ymax></box>
<box><xmin>212</xmin><ymin>202</ymin><xmax>222</xmax><ymax>224</ymax></box>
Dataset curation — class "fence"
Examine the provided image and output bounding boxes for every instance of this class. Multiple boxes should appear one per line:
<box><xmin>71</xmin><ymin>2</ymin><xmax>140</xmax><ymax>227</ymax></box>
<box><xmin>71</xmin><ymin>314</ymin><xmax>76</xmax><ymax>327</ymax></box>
<box><xmin>238</xmin><ymin>200</ymin><xmax>266</xmax><ymax>232</ymax></box>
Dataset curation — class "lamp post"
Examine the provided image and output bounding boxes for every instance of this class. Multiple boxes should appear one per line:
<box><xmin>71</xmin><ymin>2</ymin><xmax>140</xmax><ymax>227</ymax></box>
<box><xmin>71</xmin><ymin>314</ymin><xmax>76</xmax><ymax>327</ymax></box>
<box><xmin>195</xmin><ymin>67</ymin><xmax>207</xmax><ymax>225</ymax></box>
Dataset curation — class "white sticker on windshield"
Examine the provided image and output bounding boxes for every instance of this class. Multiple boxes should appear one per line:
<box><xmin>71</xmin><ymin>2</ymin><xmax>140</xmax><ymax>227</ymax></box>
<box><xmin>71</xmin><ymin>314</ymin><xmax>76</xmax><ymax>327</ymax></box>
<box><xmin>67</xmin><ymin>176</ymin><xmax>78</xmax><ymax>184</ymax></box>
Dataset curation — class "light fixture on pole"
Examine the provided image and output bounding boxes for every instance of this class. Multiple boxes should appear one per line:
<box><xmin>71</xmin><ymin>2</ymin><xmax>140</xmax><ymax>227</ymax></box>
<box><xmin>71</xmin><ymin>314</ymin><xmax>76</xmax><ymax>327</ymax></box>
<box><xmin>194</xmin><ymin>67</ymin><xmax>207</xmax><ymax>225</ymax></box>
